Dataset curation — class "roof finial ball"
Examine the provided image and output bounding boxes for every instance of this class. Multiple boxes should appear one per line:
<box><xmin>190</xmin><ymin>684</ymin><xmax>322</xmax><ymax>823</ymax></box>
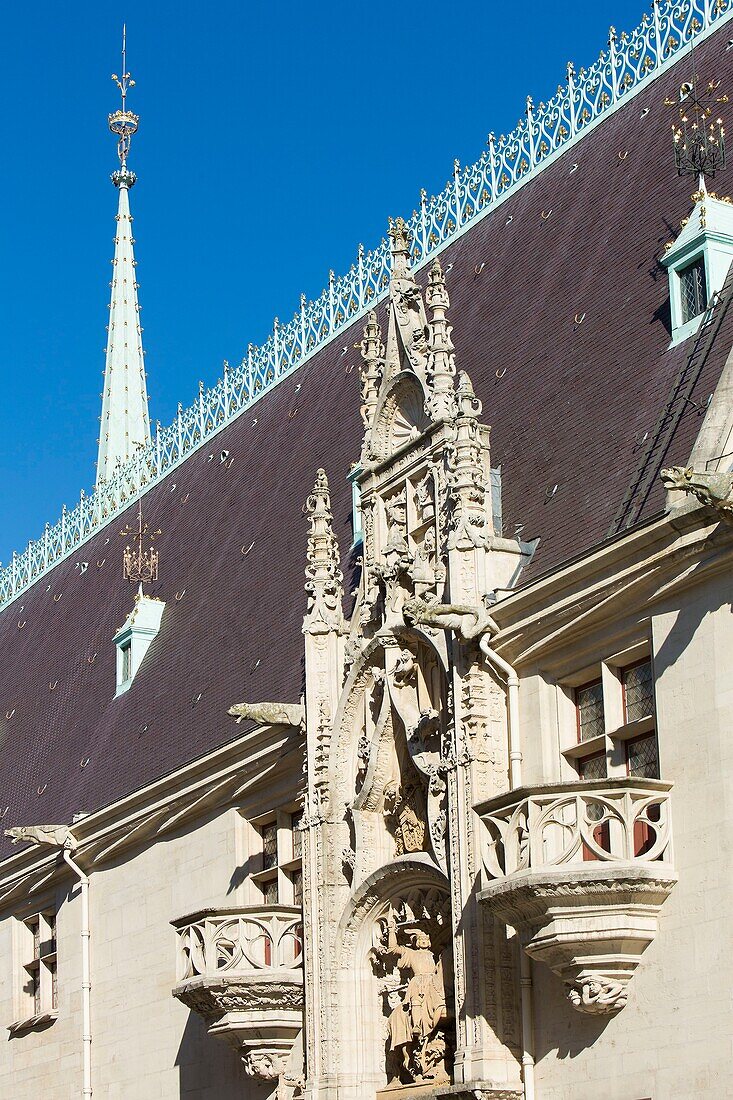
<box><xmin>109</xmin><ymin>24</ymin><xmax>139</xmax><ymax>190</ymax></box>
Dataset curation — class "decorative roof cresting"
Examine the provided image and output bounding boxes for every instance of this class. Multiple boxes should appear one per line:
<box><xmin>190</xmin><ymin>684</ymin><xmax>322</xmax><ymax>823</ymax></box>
<box><xmin>2</xmin><ymin>0</ymin><xmax>732</xmax><ymax>611</ymax></box>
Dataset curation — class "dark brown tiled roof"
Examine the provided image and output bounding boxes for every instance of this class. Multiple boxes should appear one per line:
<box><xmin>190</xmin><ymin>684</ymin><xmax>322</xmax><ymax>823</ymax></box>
<box><xmin>2</xmin><ymin>26</ymin><xmax>733</xmax><ymax>859</ymax></box>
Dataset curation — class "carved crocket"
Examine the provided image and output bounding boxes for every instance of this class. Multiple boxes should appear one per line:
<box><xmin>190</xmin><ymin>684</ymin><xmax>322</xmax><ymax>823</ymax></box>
<box><xmin>661</xmin><ymin>465</ymin><xmax>733</xmax><ymax>519</ymax></box>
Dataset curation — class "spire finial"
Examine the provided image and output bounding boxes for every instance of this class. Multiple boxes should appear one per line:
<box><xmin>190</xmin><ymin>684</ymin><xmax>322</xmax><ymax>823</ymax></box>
<box><xmin>109</xmin><ymin>25</ymin><xmax>139</xmax><ymax>187</ymax></box>
<box><xmin>426</xmin><ymin>258</ymin><xmax>457</xmax><ymax>421</ymax></box>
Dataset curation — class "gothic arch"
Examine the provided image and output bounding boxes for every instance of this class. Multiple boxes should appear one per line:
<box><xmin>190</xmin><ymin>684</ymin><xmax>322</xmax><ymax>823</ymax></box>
<box><xmin>369</xmin><ymin>372</ymin><xmax>430</xmax><ymax>462</ymax></box>
<box><xmin>329</xmin><ymin>627</ymin><xmax>448</xmax><ymax>811</ymax></box>
<box><xmin>329</xmin><ymin>859</ymin><xmax>452</xmax><ymax>1093</ymax></box>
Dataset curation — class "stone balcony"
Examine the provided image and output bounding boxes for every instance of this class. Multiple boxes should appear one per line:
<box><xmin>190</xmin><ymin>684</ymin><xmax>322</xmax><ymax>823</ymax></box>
<box><xmin>172</xmin><ymin>905</ymin><xmax>304</xmax><ymax>1082</ymax></box>
<box><xmin>476</xmin><ymin>778</ymin><xmax>677</xmax><ymax>1015</ymax></box>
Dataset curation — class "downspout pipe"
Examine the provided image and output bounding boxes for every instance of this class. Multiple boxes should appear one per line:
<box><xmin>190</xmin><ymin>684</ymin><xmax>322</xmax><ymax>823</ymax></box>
<box><xmin>519</xmin><ymin>951</ymin><xmax>536</xmax><ymax>1100</ymax></box>
<box><xmin>478</xmin><ymin>637</ymin><xmax>535</xmax><ymax>1100</ymax></box>
<box><xmin>3</xmin><ymin>827</ymin><xmax>91</xmax><ymax>1100</ymax></box>
<box><xmin>63</xmin><ymin>850</ymin><xmax>92</xmax><ymax>1100</ymax></box>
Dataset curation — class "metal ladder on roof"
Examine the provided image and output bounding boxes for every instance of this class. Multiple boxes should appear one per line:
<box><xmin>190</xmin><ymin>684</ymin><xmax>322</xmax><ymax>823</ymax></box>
<box><xmin>609</xmin><ymin>263</ymin><xmax>733</xmax><ymax>536</ymax></box>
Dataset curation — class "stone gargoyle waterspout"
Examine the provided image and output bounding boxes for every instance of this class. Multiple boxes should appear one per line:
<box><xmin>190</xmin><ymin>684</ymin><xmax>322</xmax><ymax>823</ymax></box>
<box><xmin>228</xmin><ymin>701</ymin><xmax>305</xmax><ymax>728</ymax></box>
<box><xmin>402</xmin><ymin>596</ymin><xmax>499</xmax><ymax>648</ymax></box>
<box><xmin>661</xmin><ymin>464</ymin><xmax>733</xmax><ymax>519</ymax></box>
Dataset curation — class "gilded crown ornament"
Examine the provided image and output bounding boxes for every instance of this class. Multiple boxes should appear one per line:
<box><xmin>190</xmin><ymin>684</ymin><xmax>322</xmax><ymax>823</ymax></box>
<box><xmin>109</xmin><ymin>25</ymin><xmax>139</xmax><ymax>188</ymax></box>
<box><xmin>120</xmin><ymin>500</ymin><xmax>160</xmax><ymax>586</ymax></box>
<box><xmin>667</xmin><ymin>73</ymin><xmax>727</xmax><ymax>181</ymax></box>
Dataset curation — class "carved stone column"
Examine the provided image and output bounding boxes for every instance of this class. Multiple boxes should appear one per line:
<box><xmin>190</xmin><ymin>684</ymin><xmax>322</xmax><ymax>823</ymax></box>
<box><xmin>302</xmin><ymin>469</ymin><xmax>346</xmax><ymax>1099</ymax></box>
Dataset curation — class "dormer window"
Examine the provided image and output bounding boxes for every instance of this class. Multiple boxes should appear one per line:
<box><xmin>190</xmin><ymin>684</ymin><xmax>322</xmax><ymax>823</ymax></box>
<box><xmin>113</xmin><ymin>589</ymin><xmax>165</xmax><ymax>696</ymax></box>
<box><xmin>679</xmin><ymin>256</ymin><xmax>707</xmax><ymax>324</ymax></box>
<box><xmin>120</xmin><ymin>640</ymin><xmax>132</xmax><ymax>686</ymax></box>
<box><xmin>662</xmin><ymin>191</ymin><xmax>733</xmax><ymax>345</ymax></box>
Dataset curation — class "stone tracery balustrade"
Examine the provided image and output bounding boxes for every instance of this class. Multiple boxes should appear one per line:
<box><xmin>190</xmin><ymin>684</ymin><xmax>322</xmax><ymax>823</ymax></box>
<box><xmin>1</xmin><ymin>0</ymin><xmax>731</xmax><ymax>612</ymax></box>
<box><xmin>476</xmin><ymin>778</ymin><xmax>677</xmax><ymax>1015</ymax></box>
<box><xmin>172</xmin><ymin>905</ymin><xmax>304</xmax><ymax>1081</ymax></box>
<box><xmin>482</xmin><ymin>777</ymin><xmax>673</xmax><ymax>876</ymax></box>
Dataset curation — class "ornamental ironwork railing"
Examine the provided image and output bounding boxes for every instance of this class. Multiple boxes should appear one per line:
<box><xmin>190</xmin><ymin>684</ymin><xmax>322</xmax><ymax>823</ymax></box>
<box><xmin>479</xmin><ymin>778</ymin><xmax>673</xmax><ymax>879</ymax></box>
<box><xmin>173</xmin><ymin>905</ymin><xmax>303</xmax><ymax>982</ymax></box>
<box><xmin>1</xmin><ymin>0</ymin><xmax>731</xmax><ymax>610</ymax></box>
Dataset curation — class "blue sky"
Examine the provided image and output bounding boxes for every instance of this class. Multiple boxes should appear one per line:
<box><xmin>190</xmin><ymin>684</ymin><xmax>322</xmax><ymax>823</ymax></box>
<box><xmin>0</xmin><ymin>0</ymin><xmax>649</xmax><ymax>563</ymax></box>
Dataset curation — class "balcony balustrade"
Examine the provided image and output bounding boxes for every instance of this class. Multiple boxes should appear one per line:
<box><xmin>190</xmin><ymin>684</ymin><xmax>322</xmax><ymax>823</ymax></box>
<box><xmin>476</xmin><ymin>778</ymin><xmax>677</xmax><ymax>1015</ymax></box>
<box><xmin>172</xmin><ymin>905</ymin><xmax>303</xmax><ymax>1081</ymax></box>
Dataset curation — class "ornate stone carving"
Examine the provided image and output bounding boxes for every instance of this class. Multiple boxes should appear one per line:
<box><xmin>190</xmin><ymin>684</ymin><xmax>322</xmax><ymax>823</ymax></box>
<box><xmin>384</xmin><ymin>779</ymin><xmax>427</xmax><ymax>856</ymax></box>
<box><xmin>228</xmin><ymin>701</ymin><xmax>305</xmax><ymax>727</ymax></box>
<box><xmin>242</xmin><ymin>1050</ymin><xmax>288</xmax><ymax>1080</ymax></box>
<box><xmin>446</xmin><ymin>372</ymin><xmax>490</xmax><ymax>550</ymax></box>
<box><xmin>360</xmin><ymin>311</ymin><xmax>385</xmax><ymax>448</ymax></box>
<box><xmin>477</xmin><ymin>779</ymin><xmax>677</xmax><ymax>1015</ymax></box>
<box><xmin>371</xmin><ymin>890</ymin><xmax>454</xmax><ymax>1088</ymax></box>
<box><xmin>295</xmin><ymin>219</ymin><xmax>525</xmax><ymax>1096</ymax></box>
<box><xmin>4</xmin><ymin>824</ymin><xmax>77</xmax><ymax>850</ymax></box>
<box><xmin>661</xmin><ymin>464</ymin><xmax>733</xmax><ymax>518</ymax></box>
<box><xmin>426</xmin><ymin>258</ymin><xmax>457</xmax><ymax>422</ymax></box>
<box><xmin>403</xmin><ymin>596</ymin><xmax>498</xmax><ymax>646</ymax></box>
<box><xmin>171</xmin><ymin>906</ymin><xmax>304</xmax><ymax>1077</ymax></box>
<box><xmin>303</xmin><ymin>469</ymin><xmax>345</xmax><ymax>634</ymax></box>
<box><xmin>567</xmin><ymin>973</ymin><xmax>628</xmax><ymax>1015</ymax></box>
<box><xmin>384</xmin><ymin>218</ymin><xmax>430</xmax><ymax>381</ymax></box>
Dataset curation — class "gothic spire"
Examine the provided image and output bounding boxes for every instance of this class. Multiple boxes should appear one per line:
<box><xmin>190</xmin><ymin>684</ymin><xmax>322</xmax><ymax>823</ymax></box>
<box><xmin>96</xmin><ymin>27</ymin><xmax>150</xmax><ymax>486</ymax></box>
<box><xmin>426</xmin><ymin>257</ymin><xmax>457</xmax><ymax>421</ymax></box>
<box><xmin>303</xmin><ymin>470</ymin><xmax>344</xmax><ymax>634</ymax></box>
<box><xmin>383</xmin><ymin>217</ymin><xmax>429</xmax><ymax>381</ymax></box>
<box><xmin>359</xmin><ymin>310</ymin><xmax>384</xmax><ymax>457</ymax></box>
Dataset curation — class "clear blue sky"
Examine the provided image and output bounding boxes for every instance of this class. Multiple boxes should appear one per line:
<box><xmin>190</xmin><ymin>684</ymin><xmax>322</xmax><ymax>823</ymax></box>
<box><xmin>0</xmin><ymin>0</ymin><xmax>648</xmax><ymax>564</ymax></box>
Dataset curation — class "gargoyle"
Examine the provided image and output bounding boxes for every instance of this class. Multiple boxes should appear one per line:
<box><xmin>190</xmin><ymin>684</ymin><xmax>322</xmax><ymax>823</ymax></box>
<box><xmin>5</xmin><ymin>824</ymin><xmax>77</xmax><ymax>851</ymax></box>
<box><xmin>403</xmin><ymin>596</ymin><xmax>499</xmax><ymax>644</ymax></box>
<box><xmin>660</xmin><ymin>465</ymin><xmax>733</xmax><ymax>518</ymax></box>
<box><xmin>228</xmin><ymin>701</ymin><xmax>305</xmax><ymax>728</ymax></box>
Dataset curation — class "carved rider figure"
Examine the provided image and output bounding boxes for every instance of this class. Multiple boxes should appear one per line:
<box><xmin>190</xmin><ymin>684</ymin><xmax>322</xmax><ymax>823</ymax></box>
<box><xmin>380</xmin><ymin>917</ymin><xmax>450</xmax><ymax>1085</ymax></box>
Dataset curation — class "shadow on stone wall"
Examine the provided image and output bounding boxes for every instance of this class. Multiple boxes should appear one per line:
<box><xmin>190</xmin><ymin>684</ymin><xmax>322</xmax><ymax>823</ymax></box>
<box><xmin>175</xmin><ymin>1007</ymin><xmax>269</xmax><ymax>1098</ymax></box>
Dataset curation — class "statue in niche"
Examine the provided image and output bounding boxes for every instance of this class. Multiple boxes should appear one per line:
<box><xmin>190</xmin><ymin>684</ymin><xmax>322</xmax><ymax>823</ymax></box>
<box><xmin>384</xmin><ymin>779</ymin><xmax>427</xmax><ymax>855</ymax></box>
<box><xmin>414</xmin><ymin>472</ymin><xmax>435</xmax><ymax>521</ymax></box>
<box><xmin>385</xmin><ymin>490</ymin><xmax>409</xmax><ymax>551</ymax></box>
<box><xmin>412</xmin><ymin>525</ymin><xmax>437</xmax><ymax>593</ymax></box>
<box><xmin>376</xmin><ymin>915</ymin><xmax>453</xmax><ymax>1088</ymax></box>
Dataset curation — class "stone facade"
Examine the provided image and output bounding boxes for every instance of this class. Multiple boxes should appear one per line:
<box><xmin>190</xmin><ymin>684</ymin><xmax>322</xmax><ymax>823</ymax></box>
<box><xmin>3</xmin><ymin>15</ymin><xmax>733</xmax><ymax>1099</ymax></box>
<box><xmin>3</xmin><ymin>213</ymin><xmax>729</xmax><ymax>1100</ymax></box>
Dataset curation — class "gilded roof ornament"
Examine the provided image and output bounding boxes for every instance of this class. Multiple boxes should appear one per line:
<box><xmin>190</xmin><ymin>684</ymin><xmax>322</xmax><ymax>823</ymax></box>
<box><xmin>109</xmin><ymin>25</ymin><xmax>139</xmax><ymax>188</ymax></box>
<box><xmin>120</xmin><ymin>500</ymin><xmax>160</xmax><ymax>587</ymax></box>
<box><xmin>667</xmin><ymin>67</ymin><xmax>727</xmax><ymax>183</ymax></box>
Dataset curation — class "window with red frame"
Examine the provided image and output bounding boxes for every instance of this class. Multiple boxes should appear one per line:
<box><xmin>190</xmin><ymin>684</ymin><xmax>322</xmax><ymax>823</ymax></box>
<box><xmin>577</xmin><ymin>751</ymin><xmax>610</xmax><ymax>858</ymax></box>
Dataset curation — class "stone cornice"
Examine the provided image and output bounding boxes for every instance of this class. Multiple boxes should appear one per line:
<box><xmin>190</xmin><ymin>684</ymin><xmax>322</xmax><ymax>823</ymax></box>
<box><xmin>489</xmin><ymin>507</ymin><xmax>733</xmax><ymax>664</ymax></box>
<box><xmin>0</xmin><ymin>721</ymin><xmax>304</xmax><ymax>910</ymax></box>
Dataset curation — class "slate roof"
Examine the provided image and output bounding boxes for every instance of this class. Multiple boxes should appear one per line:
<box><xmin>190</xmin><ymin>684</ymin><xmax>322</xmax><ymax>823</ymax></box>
<box><xmin>2</xmin><ymin>24</ymin><xmax>733</xmax><ymax>861</ymax></box>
